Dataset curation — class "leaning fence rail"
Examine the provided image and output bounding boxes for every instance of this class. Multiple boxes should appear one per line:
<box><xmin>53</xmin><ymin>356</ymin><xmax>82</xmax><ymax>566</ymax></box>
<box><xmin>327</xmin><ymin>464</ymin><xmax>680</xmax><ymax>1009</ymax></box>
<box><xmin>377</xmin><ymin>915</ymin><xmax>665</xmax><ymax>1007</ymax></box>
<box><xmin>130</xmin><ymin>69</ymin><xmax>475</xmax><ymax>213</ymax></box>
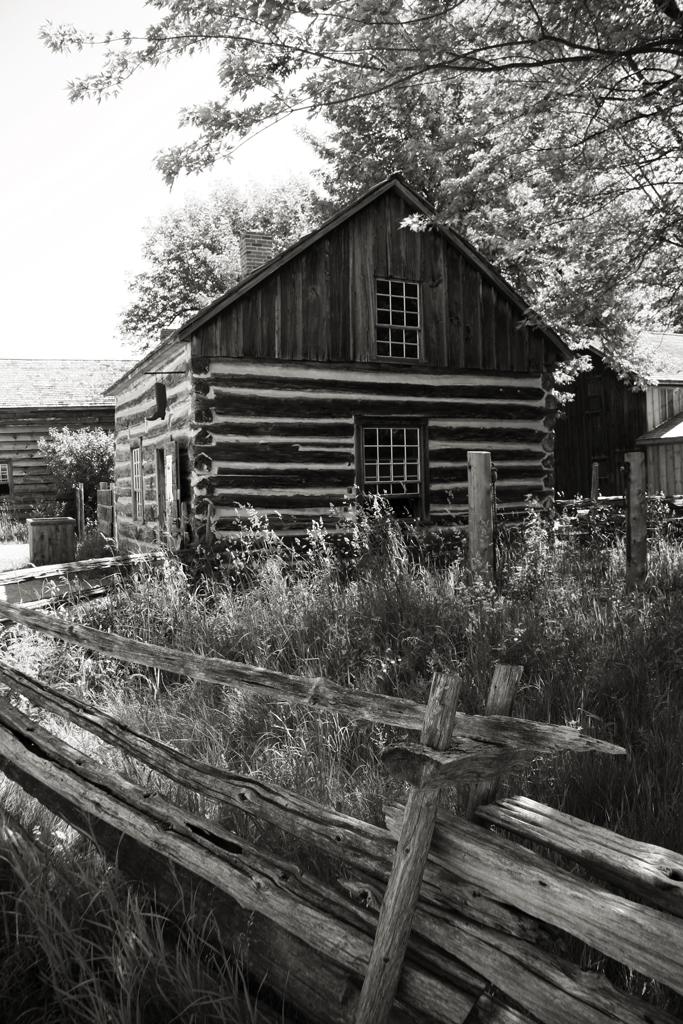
<box><xmin>0</xmin><ymin>553</ymin><xmax>164</xmax><ymax>621</ymax></box>
<box><xmin>0</xmin><ymin>601</ymin><xmax>682</xmax><ymax>1024</ymax></box>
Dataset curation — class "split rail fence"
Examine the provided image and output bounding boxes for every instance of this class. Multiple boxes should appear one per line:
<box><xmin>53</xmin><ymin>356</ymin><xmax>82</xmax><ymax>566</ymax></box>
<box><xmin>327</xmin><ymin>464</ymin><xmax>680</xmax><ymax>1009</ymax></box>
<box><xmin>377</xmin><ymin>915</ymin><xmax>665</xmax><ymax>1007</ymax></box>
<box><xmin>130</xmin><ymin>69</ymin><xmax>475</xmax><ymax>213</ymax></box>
<box><xmin>0</xmin><ymin>553</ymin><xmax>163</xmax><ymax>621</ymax></box>
<box><xmin>0</xmin><ymin>599</ymin><xmax>682</xmax><ymax>1023</ymax></box>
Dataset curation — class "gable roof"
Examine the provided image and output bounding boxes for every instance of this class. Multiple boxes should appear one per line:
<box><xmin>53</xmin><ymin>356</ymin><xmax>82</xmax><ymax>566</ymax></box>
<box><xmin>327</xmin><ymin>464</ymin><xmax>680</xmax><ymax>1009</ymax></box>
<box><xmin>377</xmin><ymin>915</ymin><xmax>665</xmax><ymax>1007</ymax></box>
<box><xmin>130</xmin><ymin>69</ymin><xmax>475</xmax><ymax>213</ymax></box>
<box><xmin>641</xmin><ymin>332</ymin><xmax>683</xmax><ymax>384</ymax></box>
<box><xmin>176</xmin><ymin>173</ymin><xmax>569</xmax><ymax>358</ymax></box>
<box><xmin>0</xmin><ymin>359</ymin><xmax>135</xmax><ymax>409</ymax></box>
<box><xmin>106</xmin><ymin>175</ymin><xmax>569</xmax><ymax>397</ymax></box>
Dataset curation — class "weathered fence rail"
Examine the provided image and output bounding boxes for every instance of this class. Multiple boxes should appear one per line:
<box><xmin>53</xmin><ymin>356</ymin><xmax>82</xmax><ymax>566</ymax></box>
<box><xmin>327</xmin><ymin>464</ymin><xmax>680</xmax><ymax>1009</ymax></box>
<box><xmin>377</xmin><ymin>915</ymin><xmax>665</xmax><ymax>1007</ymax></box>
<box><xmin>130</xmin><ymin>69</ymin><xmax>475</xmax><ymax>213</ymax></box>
<box><xmin>0</xmin><ymin>602</ymin><xmax>682</xmax><ymax>1023</ymax></box>
<box><xmin>0</xmin><ymin>553</ymin><xmax>164</xmax><ymax>620</ymax></box>
<box><xmin>0</xmin><ymin>600</ymin><xmax>622</xmax><ymax>755</ymax></box>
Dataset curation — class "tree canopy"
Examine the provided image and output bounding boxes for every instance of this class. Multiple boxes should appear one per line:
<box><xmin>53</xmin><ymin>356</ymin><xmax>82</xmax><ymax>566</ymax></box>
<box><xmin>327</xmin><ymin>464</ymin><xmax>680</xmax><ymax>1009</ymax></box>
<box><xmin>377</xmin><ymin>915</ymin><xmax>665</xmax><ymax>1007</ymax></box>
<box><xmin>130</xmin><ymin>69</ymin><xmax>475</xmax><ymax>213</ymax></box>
<box><xmin>121</xmin><ymin>179</ymin><xmax>318</xmax><ymax>346</ymax></box>
<box><xmin>43</xmin><ymin>1</ymin><xmax>683</xmax><ymax>367</ymax></box>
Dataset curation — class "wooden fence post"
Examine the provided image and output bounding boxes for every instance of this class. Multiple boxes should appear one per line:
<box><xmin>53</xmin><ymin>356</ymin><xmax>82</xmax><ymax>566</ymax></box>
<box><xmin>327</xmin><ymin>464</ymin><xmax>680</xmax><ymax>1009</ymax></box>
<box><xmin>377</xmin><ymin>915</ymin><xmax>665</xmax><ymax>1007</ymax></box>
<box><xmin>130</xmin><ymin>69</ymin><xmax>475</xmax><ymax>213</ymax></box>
<box><xmin>74</xmin><ymin>482</ymin><xmax>85</xmax><ymax>540</ymax></box>
<box><xmin>467</xmin><ymin>451</ymin><xmax>493</xmax><ymax>580</ymax></box>
<box><xmin>355</xmin><ymin>671</ymin><xmax>461</xmax><ymax>1024</ymax></box>
<box><xmin>624</xmin><ymin>451</ymin><xmax>647</xmax><ymax>588</ymax></box>
<box><xmin>466</xmin><ymin>663</ymin><xmax>523</xmax><ymax>818</ymax></box>
<box><xmin>590</xmin><ymin>461</ymin><xmax>600</xmax><ymax>503</ymax></box>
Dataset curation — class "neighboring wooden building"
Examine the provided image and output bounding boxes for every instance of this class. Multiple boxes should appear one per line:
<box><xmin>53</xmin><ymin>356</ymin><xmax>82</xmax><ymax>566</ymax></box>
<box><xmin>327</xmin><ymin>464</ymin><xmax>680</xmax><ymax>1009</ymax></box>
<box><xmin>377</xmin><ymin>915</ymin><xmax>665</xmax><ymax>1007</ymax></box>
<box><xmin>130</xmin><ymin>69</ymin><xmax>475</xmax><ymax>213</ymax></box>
<box><xmin>555</xmin><ymin>333</ymin><xmax>683</xmax><ymax>498</ymax></box>
<box><xmin>106</xmin><ymin>175</ymin><xmax>569</xmax><ymax>550</ymax></box>
<box><xmin>0</xmin><ymin>359</ymin><xmax>134</xmax><ymax>516</ymax></box>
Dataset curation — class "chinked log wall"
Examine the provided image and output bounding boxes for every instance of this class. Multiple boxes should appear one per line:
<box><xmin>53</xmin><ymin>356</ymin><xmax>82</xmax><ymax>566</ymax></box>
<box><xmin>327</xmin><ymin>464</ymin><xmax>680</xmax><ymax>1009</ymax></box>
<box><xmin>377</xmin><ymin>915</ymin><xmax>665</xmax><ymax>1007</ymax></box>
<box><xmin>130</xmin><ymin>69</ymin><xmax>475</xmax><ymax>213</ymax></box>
<box><xmin>0</xmin><ymin>407</ymin><xmax>114</xmax><ymax>516</ymax></box>
<box><xmin>113</xmin><ymin>344</ymin><xmax>193</xmax><ymax>548</ymax></box>
<box><xmin>1</xmin><ymin>599</ymin><xmax>682</xmax><ymax>1024</ymax></box>
<box><xmin>192</xmin><ymin>359</ymin><xmax>555</xmax><ymax>535</ymax></box>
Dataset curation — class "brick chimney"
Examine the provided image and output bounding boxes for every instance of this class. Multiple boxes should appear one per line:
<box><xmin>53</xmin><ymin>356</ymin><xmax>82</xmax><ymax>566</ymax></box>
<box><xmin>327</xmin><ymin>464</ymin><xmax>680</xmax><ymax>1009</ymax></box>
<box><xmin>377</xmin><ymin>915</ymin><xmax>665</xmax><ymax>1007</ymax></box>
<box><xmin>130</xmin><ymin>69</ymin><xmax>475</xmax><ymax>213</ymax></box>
<box><xmin>239</xmin><ymin>231</ymin><xmax>274</xmax><ymax>277</ymax></box>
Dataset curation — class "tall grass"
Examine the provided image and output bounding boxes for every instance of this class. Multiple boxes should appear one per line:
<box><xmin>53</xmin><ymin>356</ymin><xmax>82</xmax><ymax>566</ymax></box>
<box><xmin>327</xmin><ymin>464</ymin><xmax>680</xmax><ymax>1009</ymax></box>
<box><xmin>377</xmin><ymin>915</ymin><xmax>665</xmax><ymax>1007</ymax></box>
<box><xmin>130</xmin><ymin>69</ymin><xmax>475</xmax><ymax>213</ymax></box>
<box><xmin>1</xmin><ymin>499</ymin><xmax>683</xmax><ymax>1017</ymax></box>
<box><xmin>0</xmin><ymin>806</ymin><xmax>276</xmax><ymax>1024</ymax></box>
<box><xmin>0</xmin><ymin>502</ymin><xmax>27</xmax><ymax>543</ymax></box>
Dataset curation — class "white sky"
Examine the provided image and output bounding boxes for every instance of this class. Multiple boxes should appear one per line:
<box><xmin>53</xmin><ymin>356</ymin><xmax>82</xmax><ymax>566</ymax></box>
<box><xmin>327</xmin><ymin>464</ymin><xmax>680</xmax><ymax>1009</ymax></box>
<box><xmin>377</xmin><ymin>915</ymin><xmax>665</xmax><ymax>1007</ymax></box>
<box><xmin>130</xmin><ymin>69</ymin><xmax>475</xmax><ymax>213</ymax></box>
<box><xmin>0</xmin><ymin>0</ymin><xmax>322</xmax><ymax>361</ymax></box>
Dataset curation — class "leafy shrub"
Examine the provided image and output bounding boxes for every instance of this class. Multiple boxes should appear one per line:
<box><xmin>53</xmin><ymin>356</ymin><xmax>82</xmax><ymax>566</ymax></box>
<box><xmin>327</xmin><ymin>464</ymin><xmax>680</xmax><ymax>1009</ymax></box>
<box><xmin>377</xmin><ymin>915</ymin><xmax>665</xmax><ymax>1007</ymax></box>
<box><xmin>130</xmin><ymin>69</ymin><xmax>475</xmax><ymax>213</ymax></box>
<box><xmin>37</xmin><ymin>427</ymin><xmax>114</xmax><ymax>517</ymax></box>
<box><xmin>75</xmin><ymin>527</ymin><xmax>117</xmax><ymax>560</ymax></box>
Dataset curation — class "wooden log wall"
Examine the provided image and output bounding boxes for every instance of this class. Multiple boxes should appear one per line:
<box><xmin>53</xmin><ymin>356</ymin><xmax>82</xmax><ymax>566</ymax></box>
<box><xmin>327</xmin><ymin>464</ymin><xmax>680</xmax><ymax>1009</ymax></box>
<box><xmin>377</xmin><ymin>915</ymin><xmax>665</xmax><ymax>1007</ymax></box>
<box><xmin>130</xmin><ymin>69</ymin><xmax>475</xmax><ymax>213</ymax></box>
<box><xmin>112</xmin><ymin>343</ymin><xmax>193</xmax><ymax>551</ymax></box>
<box><xmin>0</xmin><ymin>406</ymin><xmax>114</xmax><ymax>517</ymax></box>
<box><xmin>191</xmin><ymin>359</ymin><xmax>556</xmax><ymax>536</ymax></box>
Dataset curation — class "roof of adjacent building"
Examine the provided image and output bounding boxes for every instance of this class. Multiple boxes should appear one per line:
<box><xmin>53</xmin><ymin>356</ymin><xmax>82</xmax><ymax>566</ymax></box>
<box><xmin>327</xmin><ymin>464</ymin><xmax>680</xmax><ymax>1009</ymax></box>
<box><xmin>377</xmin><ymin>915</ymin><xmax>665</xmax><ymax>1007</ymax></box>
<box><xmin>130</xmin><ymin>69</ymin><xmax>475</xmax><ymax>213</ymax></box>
<box><xmin>0</xmin><ymin>359</ymin><xmax>136</xmax><ymax>409</ymax></box>
<box><xmin>637</xmin><ymin>410</ymin><xmax>683</xmax><ymax>445</ymax></box>
<box><xmin>641</xmin><ymin>332</ymin><xmax>683</xmax><ymax>383</ymax></box>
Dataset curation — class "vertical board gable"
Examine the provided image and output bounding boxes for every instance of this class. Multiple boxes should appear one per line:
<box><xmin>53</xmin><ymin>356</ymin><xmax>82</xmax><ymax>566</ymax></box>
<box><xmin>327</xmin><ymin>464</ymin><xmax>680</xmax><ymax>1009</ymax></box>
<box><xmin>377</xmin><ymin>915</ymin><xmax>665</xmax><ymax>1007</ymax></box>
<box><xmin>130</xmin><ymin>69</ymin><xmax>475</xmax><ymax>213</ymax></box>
<box><xmin>190</xmin><ymin>185</ymin><xmax>554</xmax><ymax>373</ymax></box>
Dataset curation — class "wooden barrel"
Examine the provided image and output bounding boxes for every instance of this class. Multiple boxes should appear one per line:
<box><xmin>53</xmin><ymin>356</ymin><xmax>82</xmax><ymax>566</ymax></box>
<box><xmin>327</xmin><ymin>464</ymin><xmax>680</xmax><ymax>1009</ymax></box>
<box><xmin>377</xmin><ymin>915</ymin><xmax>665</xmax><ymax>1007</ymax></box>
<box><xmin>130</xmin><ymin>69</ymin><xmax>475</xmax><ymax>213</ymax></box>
<box><xmin>27</xmin><ymin>517</ymin><xmax>76</xmax><ymax>566</ymax></box>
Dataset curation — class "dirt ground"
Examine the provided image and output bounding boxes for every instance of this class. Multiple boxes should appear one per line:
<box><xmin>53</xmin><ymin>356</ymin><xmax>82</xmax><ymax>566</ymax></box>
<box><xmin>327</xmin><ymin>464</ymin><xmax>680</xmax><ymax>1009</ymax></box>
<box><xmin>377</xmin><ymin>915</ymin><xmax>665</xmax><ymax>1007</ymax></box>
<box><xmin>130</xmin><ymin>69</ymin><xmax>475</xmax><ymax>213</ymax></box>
<box><xmin>0</xmin><ymin>543</ymin><xmax>30</xmax><ymax>572</ymax></box>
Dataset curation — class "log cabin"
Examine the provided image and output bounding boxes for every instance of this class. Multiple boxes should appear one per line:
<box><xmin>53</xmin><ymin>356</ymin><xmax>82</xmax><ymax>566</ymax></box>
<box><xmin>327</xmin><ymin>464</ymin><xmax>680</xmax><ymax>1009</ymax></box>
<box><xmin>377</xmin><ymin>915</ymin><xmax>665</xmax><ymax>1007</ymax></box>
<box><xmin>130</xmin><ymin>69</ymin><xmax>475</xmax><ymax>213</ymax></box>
<box><xmin>555</xmin><ymin>333</ymin><xmax>683</xmax><ymax>498</ymax></box>
<box><xmin>0</xmin><ymin>359</ymin><xmax>134</xmax><ymax>517</ymax></box>
<box><xmin>106</xmin><ymin>175</ymin><xmax>570</xmax><ymax>550</ymax></box>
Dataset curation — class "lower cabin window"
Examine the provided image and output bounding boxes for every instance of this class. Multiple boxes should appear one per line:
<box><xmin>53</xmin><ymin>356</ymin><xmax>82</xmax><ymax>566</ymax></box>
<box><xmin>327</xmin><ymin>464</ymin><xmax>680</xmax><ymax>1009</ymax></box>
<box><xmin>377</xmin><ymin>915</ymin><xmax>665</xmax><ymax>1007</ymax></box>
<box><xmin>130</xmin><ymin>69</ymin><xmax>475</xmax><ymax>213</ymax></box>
<box><xmin>359</xmin><ymin>422</ymin><xmax>427</xmax><ymax>518</ymax></box>
<box><xmin>131</xmin><ymin>445</ymin><xmax>143</xmax><ymax>521</ymax></box>
<box><xmin>0</xmin><ymin>461</ymin><xmax>11</xmax><ymax>498</ymax></box>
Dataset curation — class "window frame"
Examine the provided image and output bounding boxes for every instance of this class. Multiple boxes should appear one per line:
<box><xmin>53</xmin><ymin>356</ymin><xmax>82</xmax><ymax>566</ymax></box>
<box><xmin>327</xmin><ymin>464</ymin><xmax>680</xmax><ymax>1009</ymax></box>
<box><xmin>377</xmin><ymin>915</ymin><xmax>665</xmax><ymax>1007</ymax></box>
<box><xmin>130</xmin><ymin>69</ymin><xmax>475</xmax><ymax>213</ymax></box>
<box><xmin>131</xmin><ymin>443</ymin><xmax>143</xmax><ymax>522</ymax></box>
<box><xmin>0</xmin><ymin>460</ymin><xmax>12</xmax><ymax>499</ymax></box>
<box><xmin>355</xmin><ymin>416</ymin><xmax>429</xmax><ymax>520</ymax></box>
<box><xmin>374</xmin><ymin>277</ymin><xmax>422</xmax><ymax>362</ymax></box>
<box><xmin>155</xmin><ymin>447</ymin><xmax>168</xmax><ymax>535</ymax></box>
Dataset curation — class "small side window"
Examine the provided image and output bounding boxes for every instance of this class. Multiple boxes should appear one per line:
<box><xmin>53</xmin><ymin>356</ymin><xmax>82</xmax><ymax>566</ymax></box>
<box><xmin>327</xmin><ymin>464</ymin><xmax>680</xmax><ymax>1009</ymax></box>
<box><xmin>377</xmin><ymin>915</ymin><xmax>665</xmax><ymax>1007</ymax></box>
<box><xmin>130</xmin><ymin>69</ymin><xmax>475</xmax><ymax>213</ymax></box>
<box><xmin>0</xmin><ymin>461</ymin><xmax>11</xmax><ymax>497</ymax></box>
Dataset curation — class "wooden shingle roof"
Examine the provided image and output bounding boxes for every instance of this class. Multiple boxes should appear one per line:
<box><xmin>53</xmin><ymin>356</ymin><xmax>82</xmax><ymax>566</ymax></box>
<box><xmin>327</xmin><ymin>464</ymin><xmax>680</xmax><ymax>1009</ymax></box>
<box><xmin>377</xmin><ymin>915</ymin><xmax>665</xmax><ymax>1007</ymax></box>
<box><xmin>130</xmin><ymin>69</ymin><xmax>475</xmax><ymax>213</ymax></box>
<box><xmin>0</xmin><ymin>359</ymin><xmax>135</xmax><ymax>409</ymax></box>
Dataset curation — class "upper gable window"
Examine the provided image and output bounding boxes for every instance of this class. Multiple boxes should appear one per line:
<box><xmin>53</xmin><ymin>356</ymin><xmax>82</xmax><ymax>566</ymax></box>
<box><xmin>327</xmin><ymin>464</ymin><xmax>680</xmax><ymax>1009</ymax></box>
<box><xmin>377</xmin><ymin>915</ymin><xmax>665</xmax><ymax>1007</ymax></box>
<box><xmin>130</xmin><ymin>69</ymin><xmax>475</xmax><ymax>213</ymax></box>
<box><xmin>376</xmin><ymin>279</ymin><xmax>420</xmax><ymax>360</ymax></box>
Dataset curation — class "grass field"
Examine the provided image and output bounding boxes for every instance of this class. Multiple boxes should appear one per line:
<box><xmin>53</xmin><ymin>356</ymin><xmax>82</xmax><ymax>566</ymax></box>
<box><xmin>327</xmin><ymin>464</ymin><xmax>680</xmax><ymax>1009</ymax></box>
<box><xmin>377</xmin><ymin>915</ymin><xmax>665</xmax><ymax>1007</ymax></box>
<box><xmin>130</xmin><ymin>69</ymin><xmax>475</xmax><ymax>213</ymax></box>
<box><xmin>1</xmin><ymin>501</ymin><xmax>682</xmax><ymax>1021</ymax></box>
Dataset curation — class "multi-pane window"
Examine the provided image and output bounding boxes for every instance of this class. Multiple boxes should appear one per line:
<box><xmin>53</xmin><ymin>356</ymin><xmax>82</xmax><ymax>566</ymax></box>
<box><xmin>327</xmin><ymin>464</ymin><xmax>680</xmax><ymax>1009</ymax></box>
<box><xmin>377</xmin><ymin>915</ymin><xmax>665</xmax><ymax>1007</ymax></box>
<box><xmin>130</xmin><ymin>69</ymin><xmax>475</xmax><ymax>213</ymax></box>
<box><xmin>0</xmin><ymin>462</ymin><xmax>10</xmax><ymax>497</ymax></box>
<box><xmin>131</xmin><ymin>446</ymin><xmax>143</xmax><ymax>520</ymax></box>
<box><xmin>376</xmin><ymin>279</ymin><xmax>420</xmax><ymax>359</ymax></box>
<box><xmin>362</xmin><ymin>426</ymin><xmax>421</xmax><ymax>495</ymax></box>
<box><xmin>376</xmin><ymin>280</ymin><xmax>419</xmax><ymax>360</ymax></box>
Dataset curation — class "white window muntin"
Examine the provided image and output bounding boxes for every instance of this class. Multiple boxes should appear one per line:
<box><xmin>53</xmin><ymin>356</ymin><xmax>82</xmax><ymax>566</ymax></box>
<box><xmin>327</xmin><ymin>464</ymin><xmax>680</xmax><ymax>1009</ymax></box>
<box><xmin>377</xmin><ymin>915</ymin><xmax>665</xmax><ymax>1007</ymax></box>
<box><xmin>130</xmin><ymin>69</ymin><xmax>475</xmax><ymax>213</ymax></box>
<box><xmin>376</xmin><ymin>278</ymin><xmax>420</xmax><ymax>359</ymax></box>
<box><xmin>0</xmin><ymin>463</ymin><xmax>9</xmax><ymax>484</ymax></box>
<box><xmin>363</xmin><ymin>425</ymin><xmax>421</xmax><ymax>495</ymax></box>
